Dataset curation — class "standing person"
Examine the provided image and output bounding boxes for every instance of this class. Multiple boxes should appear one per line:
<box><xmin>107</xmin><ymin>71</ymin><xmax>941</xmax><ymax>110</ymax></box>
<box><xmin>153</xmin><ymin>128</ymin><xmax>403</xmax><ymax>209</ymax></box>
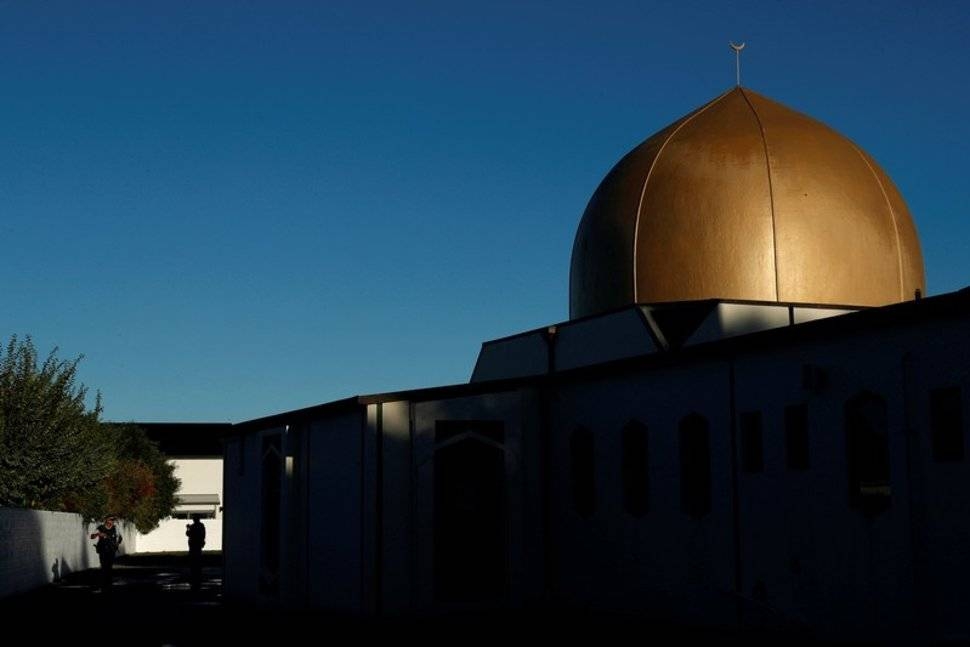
<box><xmin>89</xmin><ymin>516</ymin><xmax>122</xmax><ymax>591</ymax></box>
<box><xmin>186</xmin><ymin>514</ymin><xmax>206</xmax><ymax>592</ymax></box>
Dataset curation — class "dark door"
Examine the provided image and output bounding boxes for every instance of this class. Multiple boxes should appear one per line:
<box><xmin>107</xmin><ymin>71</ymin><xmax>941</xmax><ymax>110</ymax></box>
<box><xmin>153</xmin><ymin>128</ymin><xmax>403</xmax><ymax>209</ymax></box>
<box><xmin>434</xmin><ymin>430</ymin><xmax>508</xmax><ymax>604</ymax></box>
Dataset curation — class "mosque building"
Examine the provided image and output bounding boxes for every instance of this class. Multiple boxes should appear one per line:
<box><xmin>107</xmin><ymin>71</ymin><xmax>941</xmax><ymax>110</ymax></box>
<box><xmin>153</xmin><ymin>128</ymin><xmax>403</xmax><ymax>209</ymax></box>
<box><xmin>222</xmin><ymin>86</ymin><xmax>970</xmax><ymax>641</ymax></box>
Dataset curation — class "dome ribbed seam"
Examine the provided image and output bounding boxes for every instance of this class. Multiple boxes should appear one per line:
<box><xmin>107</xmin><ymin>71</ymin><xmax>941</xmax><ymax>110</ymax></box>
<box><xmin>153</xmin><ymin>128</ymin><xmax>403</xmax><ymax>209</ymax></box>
<box><xmin>845</xmin><ymin>141</ymin><xmax>906</xmax><ymax>301</ymax></box>
<box><xmin>739</xmin><ymin>89</ymin><xmax>780</xmax><ymax>302</ymax></box>
<box><xmin>631</xmin><ymin>88</ymin><xmax>733</xmax><ymax>302</ymax></box>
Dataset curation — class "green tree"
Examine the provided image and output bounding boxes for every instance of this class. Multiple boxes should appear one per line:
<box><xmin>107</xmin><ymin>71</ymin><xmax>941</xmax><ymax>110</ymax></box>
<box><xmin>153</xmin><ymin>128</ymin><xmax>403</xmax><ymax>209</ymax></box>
<box><xmin>0</xmin><ymin>336</ymin><xmax>113</xmax><ymax>509</ymax></box>
<box><xmin>0</xmin><ymin>336</ymin><xmax>179</xmax><ymax>532</ymax></box>
<box><xmin>98</xmin><ymin>423</ymin><xmax>180</xmax><ymax>534</ymax></box>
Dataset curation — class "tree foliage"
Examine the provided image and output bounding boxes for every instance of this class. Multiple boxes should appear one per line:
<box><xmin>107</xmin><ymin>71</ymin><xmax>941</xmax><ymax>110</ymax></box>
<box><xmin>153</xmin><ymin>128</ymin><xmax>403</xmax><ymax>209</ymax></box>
<box><xmin>0</xmin><ymin>336</ymin><xmax>179</xmax><ymax>532</ymax></box>
<box><xmin>100</xmin><ymin>423</ymin><xmax>180</xmax><ymax>534</ymax></box>
<box><xmin>0</xmin><ymin>335</ymin><xmax>112</xmax><ymax>509</ymax></box>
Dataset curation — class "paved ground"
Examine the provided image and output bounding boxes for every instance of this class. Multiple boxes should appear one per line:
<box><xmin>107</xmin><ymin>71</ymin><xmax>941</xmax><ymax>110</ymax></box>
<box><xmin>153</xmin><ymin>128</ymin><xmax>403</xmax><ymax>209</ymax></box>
<box><xmin>1</xmin><ymin>553</ymin><xmax>821</xmax><ymax>645</ymax></box>
<box><xmin>2</xmin><ymin>553</ymin><xmax>235</xmax><ymax>644</ymax></box>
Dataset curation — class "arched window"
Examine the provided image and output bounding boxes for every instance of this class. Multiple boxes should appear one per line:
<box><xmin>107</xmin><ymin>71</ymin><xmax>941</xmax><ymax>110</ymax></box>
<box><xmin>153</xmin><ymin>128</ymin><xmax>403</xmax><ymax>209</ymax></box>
<box><xmin>680</xmin><ymin>413</ymin><xmax>711</xmax><ymax>519</ymax></box>
<box><xmin>621</xmin><ymin>420</ymin><xmax>649</xmax><ymax>517</ymax></box>
<box><xmin>845</xmin><ymin>392</ymin><xmax>891</xmax><ymax>515</ymax></box>
<box><xmin>570</xmin><ymin>426</ymin><xmax>595</xmax><ymax>518</ymax></box>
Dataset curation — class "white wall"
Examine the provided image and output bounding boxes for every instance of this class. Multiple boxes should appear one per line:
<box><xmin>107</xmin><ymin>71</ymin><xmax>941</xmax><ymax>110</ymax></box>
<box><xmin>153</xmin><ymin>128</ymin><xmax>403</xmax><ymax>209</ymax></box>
<box><xmin>0</xmin><ymin>508</ymin><xmax>135</xmax><ymax>599</ymax></box>
<box><xmin>219</xmin><ymin>301</ymin><xmax>970</xmax><ymax>639</ymax></box>
<box><xmin>548</xmin><ymin>311</ymin><xmax>970</xmax><ymax>641</ymax></box>
<box><xmin>731</xmin><ymin>317</ymin><xmax>970</xmax><ymax>642</ymax></box>
<box><xmin>896</xmin><ymin>317</ymin><xmax>970</xmax><ymax>641</ymax></box>
<box><xmin>136</xmin><ymin>517</ymin><xmax>222</xmax><ymax>553</ymax></box>
<box><xmin>411</xmin><ymin>390</ymin><xmax>537</xmax><ymax>610</ymax></box>
<box><xmin>377</xmin><ymin>400</ymin><xmax>414</xmax><ymax>614</ymax></box>
<box><xmin>472</xmin><ymin>331</ymin><xmax>548</xmax><ymax>382</ymax></box>
<box><xmin>734</xmin><ymin>330</ymin><xmax>916</xmax><ymax>640</ymax></box>
<box><xmin>555</xmin><ymin>307</ymin><xmax>656</xmax><ymax>371</ymax></box>
<box><xmin>135</xmin><ymin>457</ymin><xmax>223</xmax><ymax>553</ymax></box>
<box><xmin>223</xmin><ymin>429</ymin><xmax>269</xmax><ymax>602</ymax></box>
<box><xmin>304</xmin><ymin>412</ymin><xmax>366</xmax><ymax>611</ymax></box>
<box><xmin>224</xmin><ymin>412</ymin><xmax>369</xmax><ymax>608</ymax></box>
<box><xmin>552</xmin><ymin>361</ymin><xmax>736</xmax><ymax>624</ymax></box>
<box><xmin>172</xmin><ymin>458</ymin><xmax>223</xmax><ymax>500</ymax></box>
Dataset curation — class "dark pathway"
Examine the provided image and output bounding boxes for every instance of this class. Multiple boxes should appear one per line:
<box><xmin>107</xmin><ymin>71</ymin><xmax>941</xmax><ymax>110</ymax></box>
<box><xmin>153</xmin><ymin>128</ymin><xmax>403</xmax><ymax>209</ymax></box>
<box><xmin>2</xmin><ymin>553</ymin><xmax>364</xmax><ymax>643</ymax></box>
<box><xmin>2</xmin><ymin>553</ymin><xmax>818</xmax><ymax>645</ymax></box>
<box><xmin>1</xmin><ymin>553</ymin><xmax>237</xmax><ymax>644</ymax></box>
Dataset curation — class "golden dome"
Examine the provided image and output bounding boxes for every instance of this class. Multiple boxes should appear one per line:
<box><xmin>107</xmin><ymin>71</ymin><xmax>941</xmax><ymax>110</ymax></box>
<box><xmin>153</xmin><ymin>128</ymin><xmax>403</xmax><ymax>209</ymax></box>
<box><xmin>569</xmin><ymin>87</ymin><xmax>925</xmax><ymax>319</ymax></box>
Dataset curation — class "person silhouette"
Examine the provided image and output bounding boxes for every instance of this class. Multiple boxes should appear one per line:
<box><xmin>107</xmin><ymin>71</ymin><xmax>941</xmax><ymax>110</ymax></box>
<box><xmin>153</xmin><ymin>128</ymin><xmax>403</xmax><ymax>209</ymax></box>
<box><xmin>186</xmin><ymin>514</ymin><xmax>206</xmax><ymax>592</ymax></box>
<box><xmin>89</xmin><ymin>516</ymin><xmax>122</xmax><ymax>592</ymax></box>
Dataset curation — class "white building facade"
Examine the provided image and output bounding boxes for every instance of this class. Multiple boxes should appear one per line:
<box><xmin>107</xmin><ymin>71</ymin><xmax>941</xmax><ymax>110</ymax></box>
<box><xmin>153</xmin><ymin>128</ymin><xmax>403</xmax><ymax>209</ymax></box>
<box><xmin>133</xmin><ymin>423</ymin><xmax>229</xmax><ymax>553</ymax></box>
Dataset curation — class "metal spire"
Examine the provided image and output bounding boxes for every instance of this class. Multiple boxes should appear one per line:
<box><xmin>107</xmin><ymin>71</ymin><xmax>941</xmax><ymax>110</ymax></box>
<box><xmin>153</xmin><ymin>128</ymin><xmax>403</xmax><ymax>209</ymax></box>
<box><xmin>729</xmin><ymin>41</ymin><xmax>746</xmax><ymax>86</ymax></box>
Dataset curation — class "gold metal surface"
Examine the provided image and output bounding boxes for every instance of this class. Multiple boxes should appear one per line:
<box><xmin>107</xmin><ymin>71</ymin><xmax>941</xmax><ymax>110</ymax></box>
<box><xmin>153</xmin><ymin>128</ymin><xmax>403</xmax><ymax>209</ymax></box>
<box><xmin>569</xmin><ymin>88</ymin><xmax>926</xmax><ymax>319</ymax></box>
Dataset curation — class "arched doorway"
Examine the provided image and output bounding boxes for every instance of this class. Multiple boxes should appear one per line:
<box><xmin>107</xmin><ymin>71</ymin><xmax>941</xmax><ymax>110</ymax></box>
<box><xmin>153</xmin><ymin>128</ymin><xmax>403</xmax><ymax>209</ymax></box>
<box><xmin>433</xmin><ymin>421</ymin><xmax>508</xmax><ymax>605</ymax></box>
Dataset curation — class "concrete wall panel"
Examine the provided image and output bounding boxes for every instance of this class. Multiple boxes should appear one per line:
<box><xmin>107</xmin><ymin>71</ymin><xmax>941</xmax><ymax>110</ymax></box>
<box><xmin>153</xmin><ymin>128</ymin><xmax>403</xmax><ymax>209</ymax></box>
<box><xmin>0</xmin><ymin>508</ymin><xmax>135</xmax><ymax>599</ymax></box>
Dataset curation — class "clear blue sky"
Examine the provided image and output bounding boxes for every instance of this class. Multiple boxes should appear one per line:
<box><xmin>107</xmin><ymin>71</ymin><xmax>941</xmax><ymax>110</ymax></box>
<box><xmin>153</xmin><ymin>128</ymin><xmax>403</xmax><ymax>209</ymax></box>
<box><xmin>2</xmin><ymin>1</ymin><xmax>968</xmax><ymax>422</ymax></box>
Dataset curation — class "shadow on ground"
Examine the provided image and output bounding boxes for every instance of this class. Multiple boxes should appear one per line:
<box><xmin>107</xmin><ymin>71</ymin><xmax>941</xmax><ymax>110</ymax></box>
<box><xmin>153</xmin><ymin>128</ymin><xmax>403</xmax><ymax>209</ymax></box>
<box><xmin>1</xmin><ymin>553</ymin><xmax>821</xmax><ymax>645</ymax></box>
